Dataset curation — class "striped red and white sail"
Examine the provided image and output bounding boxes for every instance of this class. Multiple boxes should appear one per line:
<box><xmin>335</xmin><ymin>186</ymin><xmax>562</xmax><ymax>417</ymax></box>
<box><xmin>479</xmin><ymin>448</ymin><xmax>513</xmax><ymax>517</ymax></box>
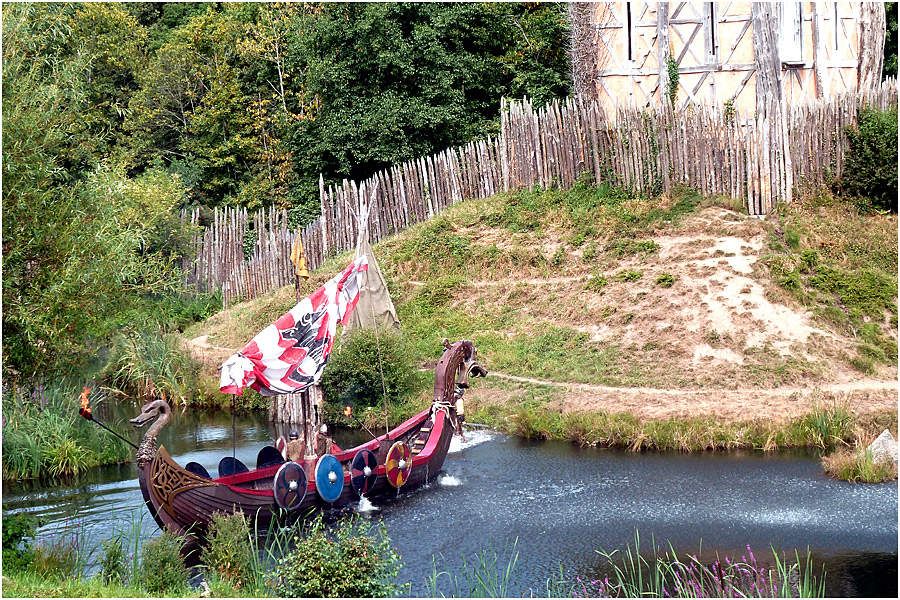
<box><xmin>219</xmin><ymin>256</ymin><xmax>368</xmax><ymax>396</ymax></box>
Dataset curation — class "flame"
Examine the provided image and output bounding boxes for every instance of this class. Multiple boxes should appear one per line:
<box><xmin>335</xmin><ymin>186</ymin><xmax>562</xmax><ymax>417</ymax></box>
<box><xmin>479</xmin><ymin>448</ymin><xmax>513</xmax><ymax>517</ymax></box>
<box><xmin>79</xmin><ymin>387</ymin><xmax>92</xmax><ymax>419</ymax></box>
<box><xmin>343</xmin><ymin>405</ymin><xmax>353</xmax><ymax>419</ymax></box>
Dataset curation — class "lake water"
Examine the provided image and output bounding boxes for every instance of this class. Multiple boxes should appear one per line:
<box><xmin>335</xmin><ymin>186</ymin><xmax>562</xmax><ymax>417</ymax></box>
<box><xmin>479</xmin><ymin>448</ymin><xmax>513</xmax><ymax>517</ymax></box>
<box><xmin>3</xmin><ymin>407</ymin><xmax>896</xmax><ymax>597</ymax></box>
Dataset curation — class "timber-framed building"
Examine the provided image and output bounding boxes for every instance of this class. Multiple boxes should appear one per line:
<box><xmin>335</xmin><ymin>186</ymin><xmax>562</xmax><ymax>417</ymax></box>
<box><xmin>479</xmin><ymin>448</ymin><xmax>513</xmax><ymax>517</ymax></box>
<box><xmin>569</xmin><ymin>2</ymin><xmax>887</xmax><ymax>113</ymax></box>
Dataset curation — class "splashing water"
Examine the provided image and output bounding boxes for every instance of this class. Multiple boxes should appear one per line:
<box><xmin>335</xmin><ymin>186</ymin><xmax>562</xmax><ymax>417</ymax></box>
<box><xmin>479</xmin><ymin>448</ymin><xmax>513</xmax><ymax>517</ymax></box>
<box><xmin>438</xmin><ymin>474</ymin><xmax>462</xmax><ymax>487</ymax></box>
<box><xmin>449</xmin><ymin>429</ymin><xmax>496</xmax><ymax>454</ymax></box>
<box><xmin>357</xmin><ymin>496</ymin><xmax>379</xmax><ymax>513</ymax></box>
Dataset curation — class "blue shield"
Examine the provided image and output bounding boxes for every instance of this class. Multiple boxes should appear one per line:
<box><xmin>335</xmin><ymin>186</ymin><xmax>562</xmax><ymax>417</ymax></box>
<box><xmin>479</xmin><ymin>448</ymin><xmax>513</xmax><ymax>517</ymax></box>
<box><xmin>315</xmin><ymin>454</ymin><xmax>344</xmax><ymax>503</ymax></box>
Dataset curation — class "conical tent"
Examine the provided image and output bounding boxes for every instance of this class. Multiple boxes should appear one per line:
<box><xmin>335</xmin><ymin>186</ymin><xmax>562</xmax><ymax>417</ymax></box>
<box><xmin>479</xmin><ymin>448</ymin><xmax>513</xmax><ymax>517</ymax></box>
<box><xmin>343</xmin><ymin>190</ymin><xmax>399</xmax><ymax>332</ymax></box>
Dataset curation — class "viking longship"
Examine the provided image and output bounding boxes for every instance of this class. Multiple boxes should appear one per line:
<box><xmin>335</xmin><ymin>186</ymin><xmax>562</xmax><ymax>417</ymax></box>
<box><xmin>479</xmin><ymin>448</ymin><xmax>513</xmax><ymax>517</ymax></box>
<box><xmin>131</xmin><ymin>253</ymin><xmax>485</xmax><ymax>539</ymax></box>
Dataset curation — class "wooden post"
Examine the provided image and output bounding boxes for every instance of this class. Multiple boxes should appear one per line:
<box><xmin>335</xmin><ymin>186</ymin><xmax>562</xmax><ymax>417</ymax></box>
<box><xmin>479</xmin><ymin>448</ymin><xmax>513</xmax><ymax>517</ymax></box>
<box><xmin>657</xmin><ymin>2</ymin><xmax>670</xmax><ymax>105</ymax></box>
<box><xmin>858</xmin><ymin>2</ymin><xmax>886</xmax><ymax>91</ymax></box>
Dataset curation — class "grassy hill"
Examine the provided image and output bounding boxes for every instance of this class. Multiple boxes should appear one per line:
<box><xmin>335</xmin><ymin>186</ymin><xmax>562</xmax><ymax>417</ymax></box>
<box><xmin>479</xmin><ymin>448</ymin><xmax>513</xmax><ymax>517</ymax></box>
<box><xmin>184</xmin><ymin>183</ymin><xmax>897</xmax><ymax>447</ymax></box>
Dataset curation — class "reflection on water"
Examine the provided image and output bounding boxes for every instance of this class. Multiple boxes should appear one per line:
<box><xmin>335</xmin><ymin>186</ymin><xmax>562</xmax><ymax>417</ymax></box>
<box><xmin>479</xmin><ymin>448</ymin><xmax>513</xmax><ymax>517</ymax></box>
<box><xmin>2</xmin><ymin>404</ymin><xmax>897</xmax><ymax>597</ymax></box>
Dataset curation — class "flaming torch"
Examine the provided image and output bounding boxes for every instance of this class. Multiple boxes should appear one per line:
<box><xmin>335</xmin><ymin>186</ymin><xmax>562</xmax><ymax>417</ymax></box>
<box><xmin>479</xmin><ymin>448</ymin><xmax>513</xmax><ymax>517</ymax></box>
<box><xmin>342</xmin><ymin>403</ymin><xmax>379</xmax><ymax>441</ymax></box>
<box><xmin>78</xmin><ymin>387</ymin><xmax>138</xmax><ymax>450</ymax></box>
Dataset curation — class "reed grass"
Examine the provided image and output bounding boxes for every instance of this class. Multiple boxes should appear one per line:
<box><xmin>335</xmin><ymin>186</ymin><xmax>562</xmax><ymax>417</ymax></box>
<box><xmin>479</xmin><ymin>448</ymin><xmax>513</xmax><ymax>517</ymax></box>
<box><xmin>425</xmin><ymin>540</ymin><xmax>521</xmax><ymax>598</ymax></box>
<box><xmin>104</xmin><ymin>328</ymin><xmax>200</xmax><ymax>406</ymax></box>
<box><xmin>470</xmin><ymin>400</ymin><xmax>876</xmax><ymax>453</ymax></box>
<box><xmin>2</xmin><ymin>383</ymin><xmax>131</xmax><ymax>480</ymax></box>
<box><xmin>821</xmin><ymin>447</ymin><xmax>898</xmax><ymax>483</ymax></box>
<box><xmin>422</xmin><ymin>533</ymin><xmax>825</xmax><ymax>598</ymax></box>
<box><xmin>586</xmin><ymin>533</ymin><xmax>826</xmax><ymax>598</ymax></box>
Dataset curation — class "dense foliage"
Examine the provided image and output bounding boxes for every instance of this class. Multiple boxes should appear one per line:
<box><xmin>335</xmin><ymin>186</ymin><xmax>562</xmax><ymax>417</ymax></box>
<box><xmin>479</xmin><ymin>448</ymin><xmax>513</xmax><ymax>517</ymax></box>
<box><xmin>140</xmin><ymin>532</ymin><xmax>190</xmax><ymax>595</ymax></box>
<box><xmin>2</xmin><ymin>2</ymin><xmax>570</xmax><ymax>381</ymax></box>
<box><xmin>2</xmin><ymin>512</ymin><xmax>39</xmax><ymax>573</ymax></box>
<box><xmin>1</xmin><ymin>384</ymin><xmax>131</xmax><ymax>480</ymax></box>
<box><xmin>321</xmin><ymin>328</ymin><xmax>417</xmax><ymax>409</ymax></box>
<box><xmin>885</xmin><ymin>2</ymin><xmax>898</xmax><ymax>79</ymax></box>
<box><xmin>273</xmin><ymin>517</ymin><xmax>404</xmax><ymax>597</ymax></box>
<box><xmin>840</xmin><ymin>107</ymin><xmax>898</xmax><ymax>212</ymax></box>
<box><xmin>124</xmin><ymin>2</ymin><xmax>570</xmax><ymax>215</ymax></box>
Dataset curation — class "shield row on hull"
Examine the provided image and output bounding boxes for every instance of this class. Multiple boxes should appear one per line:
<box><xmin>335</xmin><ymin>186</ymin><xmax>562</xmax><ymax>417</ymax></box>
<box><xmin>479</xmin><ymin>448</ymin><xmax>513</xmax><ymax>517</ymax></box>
<box><xmin>138</xmin><ymin>406</ymin><xmax>454</xmax><ymax>540</ymax></box>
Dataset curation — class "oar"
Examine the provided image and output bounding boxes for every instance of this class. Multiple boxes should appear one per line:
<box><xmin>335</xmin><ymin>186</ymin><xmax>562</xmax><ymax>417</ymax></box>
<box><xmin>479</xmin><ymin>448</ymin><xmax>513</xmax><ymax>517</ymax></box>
<box><xmin>78</xmin><ymin>389</ymin><xmax>139</xmax><ymax>450</ymax></box>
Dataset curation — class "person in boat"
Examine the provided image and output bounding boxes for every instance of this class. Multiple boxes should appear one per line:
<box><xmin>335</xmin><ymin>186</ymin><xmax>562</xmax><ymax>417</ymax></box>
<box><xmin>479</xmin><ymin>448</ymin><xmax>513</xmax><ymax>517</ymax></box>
<box><xmin>453</xmin><ymin>383</ymin><xmax>467</xmax><ymax>442</ymax></box>
<box><xmin>285</xmin><ymin>430</ymin><xmax>305</xmax><ymax>462</ymax></box>
<box><xmin>315</xmin><ymin>424</ymin><xmax>341</xmax><ymax>456</ymax></box>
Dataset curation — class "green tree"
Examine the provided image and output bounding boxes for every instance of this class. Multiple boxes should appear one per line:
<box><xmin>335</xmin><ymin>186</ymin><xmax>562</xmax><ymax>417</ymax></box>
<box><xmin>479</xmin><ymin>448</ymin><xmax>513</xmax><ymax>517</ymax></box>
<box><xmin>885</xmin><ymin>2</ymin><xmax>898</xmax><ymax>79</ymax></box>
<box><xmin>2</xmin><ymin>4</ymin><xmax>191</xmax><ymax>377</ymax></box>
<box><xmin>124</xmin><ymin>3</ymin><xmax>571</xmax><ymax>218</ymax></box>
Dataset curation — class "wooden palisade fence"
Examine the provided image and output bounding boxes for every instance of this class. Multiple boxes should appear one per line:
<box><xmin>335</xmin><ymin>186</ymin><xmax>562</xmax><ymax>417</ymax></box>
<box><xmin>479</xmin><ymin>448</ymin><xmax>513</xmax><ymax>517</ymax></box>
<box><xmin>185</xmin><ymin>80</ymin><xmax>896</xmax><ymax>306</ymax></box>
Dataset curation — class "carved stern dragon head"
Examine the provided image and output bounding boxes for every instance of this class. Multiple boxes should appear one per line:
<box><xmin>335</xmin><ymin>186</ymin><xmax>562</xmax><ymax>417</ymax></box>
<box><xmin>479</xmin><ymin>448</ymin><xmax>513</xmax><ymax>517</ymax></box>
<box><xmin>130</xmin><ymin>398</ymin><xmax>172</xmax><ymax>468</ymax></box>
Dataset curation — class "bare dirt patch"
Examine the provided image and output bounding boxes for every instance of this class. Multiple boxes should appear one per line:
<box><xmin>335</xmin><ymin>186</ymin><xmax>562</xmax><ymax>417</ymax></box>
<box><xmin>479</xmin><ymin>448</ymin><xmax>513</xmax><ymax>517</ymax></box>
<box><xmin>451</xmin><ymin>206</ymin><xmax>872</xmax><ymax>388</ymax></box>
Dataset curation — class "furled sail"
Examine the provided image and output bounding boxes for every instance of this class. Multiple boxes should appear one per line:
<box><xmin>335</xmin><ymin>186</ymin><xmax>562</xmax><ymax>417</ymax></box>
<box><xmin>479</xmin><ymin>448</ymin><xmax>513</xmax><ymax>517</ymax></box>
<box><xmin>342</xmin><ymin>190</ymin><xmax>399</xmax><ymax>332</ymax></box>
<box><xmin>219</xmin><ymin>256</ymin><xmax>368</xmax><ymax>396</ymax></box>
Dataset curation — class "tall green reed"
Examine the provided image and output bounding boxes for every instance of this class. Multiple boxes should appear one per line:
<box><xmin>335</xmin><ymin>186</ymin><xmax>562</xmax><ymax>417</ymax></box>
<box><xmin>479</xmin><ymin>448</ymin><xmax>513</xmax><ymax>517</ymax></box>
<box><xmin>426</xmin><ymin>539</ymin><xmax>520</xmax><ymax>598</ymax></box>
<box><xmin>2</xmin><ymin>383</ymin><xmax>130</xmax><ymax>480</ymax></box>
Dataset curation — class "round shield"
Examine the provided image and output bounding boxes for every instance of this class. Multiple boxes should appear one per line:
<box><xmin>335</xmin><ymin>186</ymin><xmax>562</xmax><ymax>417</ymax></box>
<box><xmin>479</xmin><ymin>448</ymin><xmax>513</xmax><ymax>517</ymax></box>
<box><xmin>185</xmin><ymin>461</ymin><xmax>211</xmax><ymax>479</ymax></box>
<box><xmin>315</xmin><ymin>454</ymin><xmax>344</xmax><ymax>503</ymax></box>
<box><xmin>218</xmin><ymin>456</ymin><xmax>248</xmax><ymax>477</ymax></box>
<box><xmin>273</xmin><ymin>462</ymin><xmax>307</xmax><ymax>511</ymax></box>
<box><xmin>385</xmin><ymin>441</ymin><xmax>412</xmax><ymax>488</ymax></box>
<box><xmin>350</xmin><ymin>449</ymin><xmax>378</xmax><ymax>497</ymax></box>
<box><xmin>256</xmin><ymin>445</ymin><xmax>285</xmax><ymax>469</ymax></box>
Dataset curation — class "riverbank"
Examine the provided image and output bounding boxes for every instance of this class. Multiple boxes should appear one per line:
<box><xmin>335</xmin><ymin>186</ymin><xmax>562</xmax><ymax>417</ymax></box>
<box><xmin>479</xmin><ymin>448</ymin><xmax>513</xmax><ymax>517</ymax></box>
<box><xmin>184</xmin><ymin>185</ymin><xmax>896</xmax><ymax>431</ymax></box>
<box><xmin>1</xmin><ymin>384</ymin><xmax>132</xmax><ymax>481</ymax></box>
<box><xmin>465</xmin><ymin>378</ymin><xmax>897</xmax><ymax>454</ymax></box>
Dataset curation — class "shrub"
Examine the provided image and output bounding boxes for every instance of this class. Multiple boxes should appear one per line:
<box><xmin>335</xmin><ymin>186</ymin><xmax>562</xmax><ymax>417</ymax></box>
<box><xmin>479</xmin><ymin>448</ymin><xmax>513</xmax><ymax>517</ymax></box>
<box><xmin>100</xmin><ymin>535</ymin><xmax>127</xmax><ymax>585</ymax></box>
<box><xmin>655</xmin><ymin>273</ymin><xmax>676</xmax><ymax>288</ymax></box>
<box><xmin>840</xmin><ymin>107</ymin><xmax>898</xmax><ymax>212</ymax></box>
<box><xmin>140</xmin><ymin>531</ymin><xmax>189</xmax><ymax>595</ymax></box>
<box><xmin>321</xmin><ymin>328</ymin><xmax>416</xmax><ymax>409</ymax></box>
<box><xmin>2</xmin><ymin>512</ymin><xmax>38</xmax><ymax>573</ymax></box>
<box><xmin>823</xmin><ymin>447</ymin><xmax>898</xmax><ymax>483</ymax></box>
<box><xmin>617</xmin><ymin>269</ymin><xmax>643</xmax><ymax>282</ymax></box>
<box><xmin>607</xmin><ymin>239</ymin><xmax>659</xmax><ymax>257</ymax></box>
<box><xmin>200</xmin><ymin>512</ymin><xmax>255</xmax><ymax>591</ymax></box>
<box><xmin>105</xmin><ymin>328</ymin><xmax>200</xmax><ymax>404</ymax></box>
<box><xmin>585</xmin><ymin>274</ymin><xmax>608</xmax><ymax>292</ymax></box>
<box><xmin>273</xmin><ymin>517</ymin><xmax>403</xmax><ymax>598</ymax></box>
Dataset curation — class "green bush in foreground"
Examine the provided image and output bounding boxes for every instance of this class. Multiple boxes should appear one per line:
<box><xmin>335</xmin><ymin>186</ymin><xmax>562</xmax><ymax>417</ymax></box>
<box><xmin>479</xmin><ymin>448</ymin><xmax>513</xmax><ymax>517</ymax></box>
<box><xmin>321</xmin><ymin>328</ymin><xmax>416</xmax><ymax>409</ymax></box>
<box><xmin>140</xmin><ymin>531</ymin><xmax>189</xmax><ymax>595</ymax></box>
<box><xmin>273</xmin><ymin>516</ymin><xmax>404</xmax><ymax>598</ymax></box>
<box><xmin>200</xmin><ymin>512</ymin><xmax>255</xmax><ymax>591</ymax></box>
<box><xmin>2</xmin><ymin>512</ymin><xmax>38</xmax><ymax>573</ymax></box>
<box><xmin>100</xmin><ymin>535</ymin><xmax>128</xmax><ymax>585</ymax></box>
